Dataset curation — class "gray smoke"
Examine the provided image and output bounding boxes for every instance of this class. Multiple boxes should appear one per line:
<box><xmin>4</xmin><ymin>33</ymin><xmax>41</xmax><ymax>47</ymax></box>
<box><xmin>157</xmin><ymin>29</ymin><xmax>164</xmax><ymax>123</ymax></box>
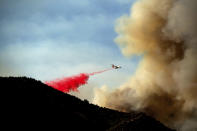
<box><xmin>93</xmin><ymin>0</ymin><xmax>197</xmax><ymax>130</ymax></box>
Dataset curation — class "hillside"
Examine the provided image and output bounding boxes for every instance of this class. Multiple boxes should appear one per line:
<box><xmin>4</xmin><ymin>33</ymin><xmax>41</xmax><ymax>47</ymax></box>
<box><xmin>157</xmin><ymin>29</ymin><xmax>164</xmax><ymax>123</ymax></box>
<box><xmin>2</xmin><ymin>77</ymin><xmax>175</xmax><ymax>131</ymax></box>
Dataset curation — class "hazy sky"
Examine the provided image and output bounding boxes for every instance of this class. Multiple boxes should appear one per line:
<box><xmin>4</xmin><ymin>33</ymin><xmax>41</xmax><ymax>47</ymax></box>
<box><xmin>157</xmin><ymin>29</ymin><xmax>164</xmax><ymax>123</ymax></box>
<box><xmin>0</xmin><ymin>0</ymin><xmax>140</xmax><ymax>88</ymax></box>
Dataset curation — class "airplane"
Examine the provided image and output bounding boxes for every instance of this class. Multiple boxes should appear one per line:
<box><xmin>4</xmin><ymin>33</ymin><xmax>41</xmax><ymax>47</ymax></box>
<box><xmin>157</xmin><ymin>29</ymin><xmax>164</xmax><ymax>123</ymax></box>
<box><xmin>112</xmin><ymin>64</ymin><xmax>121</xmax><ymax>69</ymax></box>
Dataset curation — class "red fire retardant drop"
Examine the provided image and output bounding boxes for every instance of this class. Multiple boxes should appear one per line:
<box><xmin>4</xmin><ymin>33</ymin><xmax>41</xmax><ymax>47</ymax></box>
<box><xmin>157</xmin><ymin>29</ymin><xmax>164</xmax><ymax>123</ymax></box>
<box><xmin>88</xmin><ymin>68</ymin><xmax>112</xmax><ymax>76</ymax></box>
<box><xmin>45</xmin><ymin>68</ymin><xmax>113</xmax><ymax>93</ymax></box>
<box><xmin>45</xmin><ymin>73</ymin><xmax>89</xmax><ymax>93</ymax></box>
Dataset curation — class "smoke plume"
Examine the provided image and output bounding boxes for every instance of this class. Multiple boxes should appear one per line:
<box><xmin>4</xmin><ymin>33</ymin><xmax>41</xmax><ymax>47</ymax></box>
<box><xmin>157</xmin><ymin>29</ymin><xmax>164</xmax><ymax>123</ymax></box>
<box><xmin>94</xmin><ymin>0</ymin><xmax>197</xmax><ymax>130</ymax></box>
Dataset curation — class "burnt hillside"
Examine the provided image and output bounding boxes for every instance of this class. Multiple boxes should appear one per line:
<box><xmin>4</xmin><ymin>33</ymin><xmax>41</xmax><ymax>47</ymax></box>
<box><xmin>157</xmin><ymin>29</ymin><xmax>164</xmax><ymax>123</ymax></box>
<box><xmin>2</xmin><ymin>77</ymin><xmax>175</xmax><ymax>131</ymax></box>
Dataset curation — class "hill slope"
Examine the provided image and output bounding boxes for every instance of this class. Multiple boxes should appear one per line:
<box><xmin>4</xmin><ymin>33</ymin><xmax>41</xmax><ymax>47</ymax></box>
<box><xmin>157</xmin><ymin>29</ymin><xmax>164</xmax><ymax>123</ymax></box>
<box><xmin>2</xmin><ymin>77</ymin><xmax>175</xmax><ymax>131</ymax></box>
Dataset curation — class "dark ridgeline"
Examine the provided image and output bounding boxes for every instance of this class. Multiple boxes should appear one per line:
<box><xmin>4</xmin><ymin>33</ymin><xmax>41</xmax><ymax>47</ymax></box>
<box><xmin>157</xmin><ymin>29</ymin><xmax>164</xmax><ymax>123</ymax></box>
<box><xmin>2</xmin><ymin>77</ymin><xmax>175</xmax><ymax>131</ymax></box>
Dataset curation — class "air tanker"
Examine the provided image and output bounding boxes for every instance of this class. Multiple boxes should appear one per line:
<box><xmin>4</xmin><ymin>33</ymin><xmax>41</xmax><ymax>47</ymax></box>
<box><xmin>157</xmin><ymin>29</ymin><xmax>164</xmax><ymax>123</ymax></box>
<box><xmin>112</xmin><ymin>64</ymin><xmax>121</xmax><ymax>69</ymax></box>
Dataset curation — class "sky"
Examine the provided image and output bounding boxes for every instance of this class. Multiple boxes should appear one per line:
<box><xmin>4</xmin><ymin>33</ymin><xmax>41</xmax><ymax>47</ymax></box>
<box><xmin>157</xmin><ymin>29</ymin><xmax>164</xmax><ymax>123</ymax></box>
<box><xmin>0</xmin><ymin>0</ymin><xmax>140</xmax><ymax>88</ymax></box>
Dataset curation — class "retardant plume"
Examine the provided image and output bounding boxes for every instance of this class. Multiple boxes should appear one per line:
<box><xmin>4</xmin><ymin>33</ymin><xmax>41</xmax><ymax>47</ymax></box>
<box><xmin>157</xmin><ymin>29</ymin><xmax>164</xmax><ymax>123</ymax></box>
<box><xmin>93</xmin><ymin>0</ymin><xmax>197</xmax><ymax>130</ymax></box>
<box><xmin>45</xmin><ymin>73</ymin><xmax>89</xmax><ymax>92</ymax></box>
<box><xmin>45</xmin><ymin>69</ymin><xmax>112</xmax><ymax>93</ymax></box>
<box><xmin>88</xmin><ymin>68</ymin><xmax>112</xmax><ymax>76</ymax></box>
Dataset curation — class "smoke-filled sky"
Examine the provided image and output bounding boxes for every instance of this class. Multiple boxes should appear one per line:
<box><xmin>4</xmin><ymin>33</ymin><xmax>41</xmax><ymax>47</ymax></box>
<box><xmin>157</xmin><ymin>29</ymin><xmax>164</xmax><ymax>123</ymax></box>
<box><xmin>94</xmin><ymin>0</ymin><xmax>197</xmax><ymax>130</ymax></box>
<box><xmin>0</xmin><ymin>0</ymin><xmax>140</xmax><ymax>88</ymax></box>
<box><xmin>2</xmin><ymin>0</ymin><xmax>197</xmax><ymax>130</ymax></box>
